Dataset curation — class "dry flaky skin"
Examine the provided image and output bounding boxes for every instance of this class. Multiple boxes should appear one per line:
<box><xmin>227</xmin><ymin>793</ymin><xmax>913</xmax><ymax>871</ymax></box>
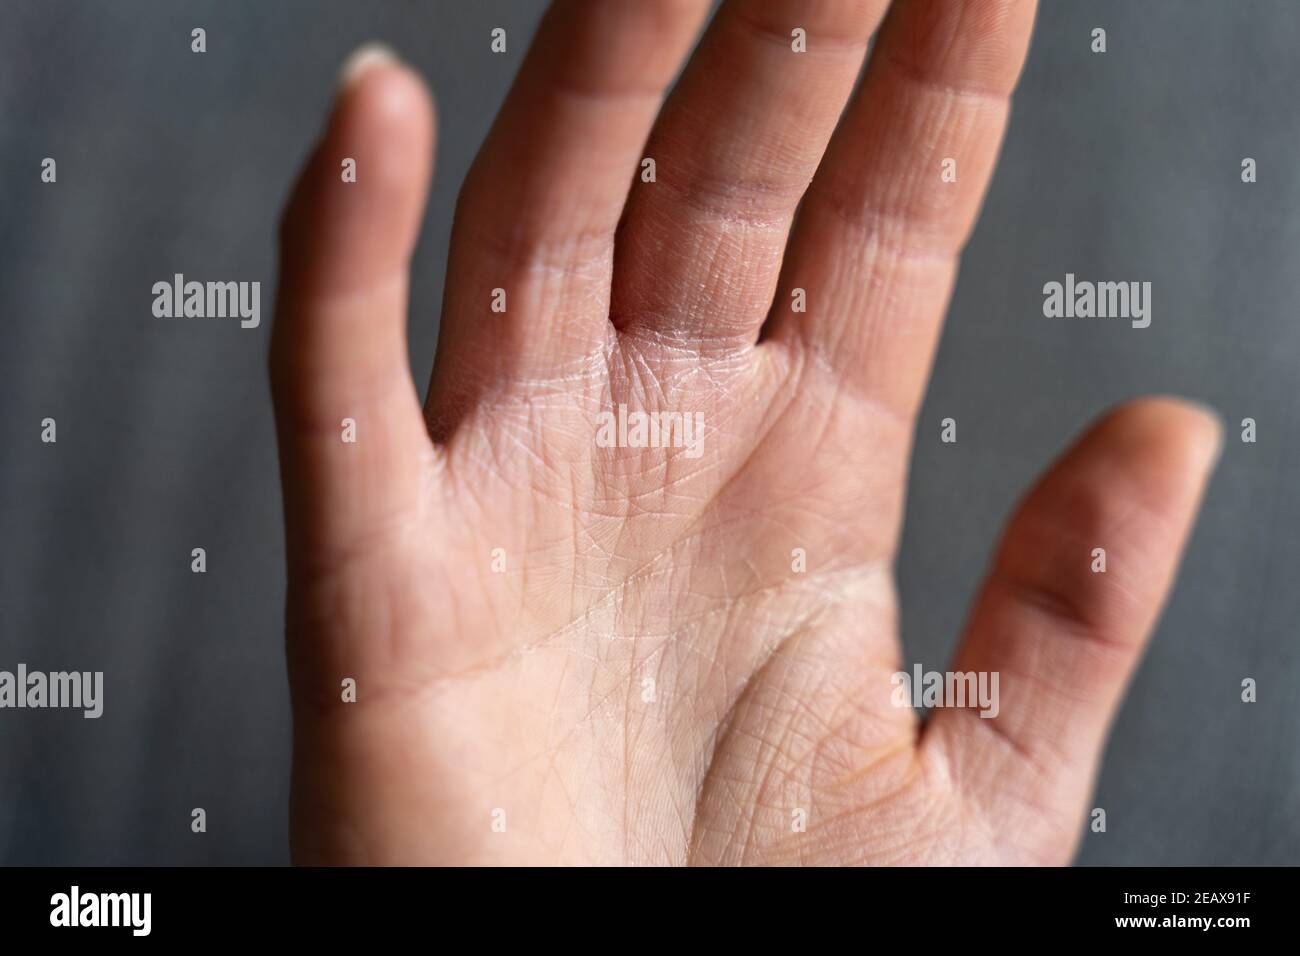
<box><xmin>270</xmin><ymin>1</ymin><xmax>1220</xmax><ymax>865</ymax></box>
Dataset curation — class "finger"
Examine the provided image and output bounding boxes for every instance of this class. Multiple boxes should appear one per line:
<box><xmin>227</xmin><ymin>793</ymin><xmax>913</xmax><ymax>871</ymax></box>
<box><xmin>426</xmin><ymin>0</ymin><xmax>711</xmax><ymax>434</ymax></box>
<box><xmin>924</xmin><ymin>398</ymin><xmax>1221</xmax><ymax>861</ymax></box>
<box><xmin>768</xmin><ymin>0</ymin><xmax>1037</xmax><ymax>421</ymax></box>
<box><xmin>610</xmin><ymin>0</ymin><xmax>889</xmax><ymax>349</ymax></box>
<box><xmin>270</xmin><ymin>48</ymin><xmax>436</xmax><ymax>569</ymax></box>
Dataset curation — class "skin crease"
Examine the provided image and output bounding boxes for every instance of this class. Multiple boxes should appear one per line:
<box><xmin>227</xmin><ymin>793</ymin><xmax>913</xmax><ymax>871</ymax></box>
<box><xmin>270</xmin><ymin>0</ymin><xmax>1221</xmax><ymax>865</ymax></box>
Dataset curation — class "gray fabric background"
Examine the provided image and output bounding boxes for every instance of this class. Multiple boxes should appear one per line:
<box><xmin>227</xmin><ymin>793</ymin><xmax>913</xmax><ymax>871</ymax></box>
<box><xmin>1</xmin><ymin>0</ymin><xmax>1296</xmax><ymax>865</ymax></box>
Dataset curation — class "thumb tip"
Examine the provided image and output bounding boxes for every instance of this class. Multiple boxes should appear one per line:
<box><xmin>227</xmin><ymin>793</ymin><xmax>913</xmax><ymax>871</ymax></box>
<box><xmin>1107</xmin><ymin>395</ymin><xmax>1224</xmax><ymax>476</ymax></box>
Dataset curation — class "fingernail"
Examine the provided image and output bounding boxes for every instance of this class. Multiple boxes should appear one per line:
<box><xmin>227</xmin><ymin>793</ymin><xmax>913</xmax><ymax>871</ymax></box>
<box><xmin>338</xmin><ymin>42</ymin><xmax>399</xmax><ymax>89</ymax></box>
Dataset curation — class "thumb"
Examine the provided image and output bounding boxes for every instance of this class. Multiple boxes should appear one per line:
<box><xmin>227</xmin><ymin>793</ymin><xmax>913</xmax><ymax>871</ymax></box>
<box><xmin>269</xmin><ymin>45</ymin><xmax>436</xmax><ymax>571</ymax></box>
<box><xmin>923</xmin><ymin>397</ymin><xmax>1222</xmax><ymax>862</ymax></box>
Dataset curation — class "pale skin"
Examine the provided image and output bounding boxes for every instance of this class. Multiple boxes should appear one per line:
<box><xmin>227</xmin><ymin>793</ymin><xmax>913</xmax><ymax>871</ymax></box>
<box><xmin>270</xmin><ymin>0</ymin><xmax>1221</xmax><ymax>865</ymax></box>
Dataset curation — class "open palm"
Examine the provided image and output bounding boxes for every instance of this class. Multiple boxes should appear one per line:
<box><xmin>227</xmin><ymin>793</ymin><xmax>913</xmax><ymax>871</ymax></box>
<box><xmin>270</xmin><ymin>0</ymin><xmax>1219</xmax><ymax>865</ymax></box>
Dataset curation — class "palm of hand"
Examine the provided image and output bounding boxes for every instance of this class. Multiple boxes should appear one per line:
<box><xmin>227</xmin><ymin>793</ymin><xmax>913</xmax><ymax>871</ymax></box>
<box><xmin>272</xmin><ymin>1</ymin><xmax>1219</xmax><ymax>865</ymax></box>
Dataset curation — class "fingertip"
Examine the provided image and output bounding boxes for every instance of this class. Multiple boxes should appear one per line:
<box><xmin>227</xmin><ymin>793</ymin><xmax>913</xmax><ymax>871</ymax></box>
<box><xmin>272</xmin><ymin>43</ymin><xmax>438</xmax><ymax>429</ymax></box>
<box><xmin>1004</xmin><ymin>396</ymin><xmax>1223</xmax><ymax>612</ymax></box>
<box><xmin>327</xmin><ymin>47</ymin><xmax>436</xmax><ymax>170</ymax></box>
<box><xmin>1148</xmin><ymin>396</ymin><xmax>1223</xmax><ymax>468</ymax></box>
<box><xmin>337</xmin><ymin>42</ymin><xmax>400</xmax><ymax>89</ymax></box>
<box><xmin>333</xmin><ymin>56</ymin><xmax>435</xmax><ymax>138</ymax></box>
<box><xmin>1093</xmin><ymin>396</ymin><xmax>1223</xmax><ymax>483</ymax></box>
<box><xmin>279</xmin><ymin>47</ymin><xmax>435</xmax><ymax>298</ymax></box>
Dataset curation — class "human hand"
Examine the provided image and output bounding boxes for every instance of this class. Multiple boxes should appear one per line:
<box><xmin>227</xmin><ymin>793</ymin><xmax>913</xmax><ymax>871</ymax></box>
<box><xmin>270</xmin><ymin>0</ymin><xmax>1220</xmax><ymax>865</ymax></box>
